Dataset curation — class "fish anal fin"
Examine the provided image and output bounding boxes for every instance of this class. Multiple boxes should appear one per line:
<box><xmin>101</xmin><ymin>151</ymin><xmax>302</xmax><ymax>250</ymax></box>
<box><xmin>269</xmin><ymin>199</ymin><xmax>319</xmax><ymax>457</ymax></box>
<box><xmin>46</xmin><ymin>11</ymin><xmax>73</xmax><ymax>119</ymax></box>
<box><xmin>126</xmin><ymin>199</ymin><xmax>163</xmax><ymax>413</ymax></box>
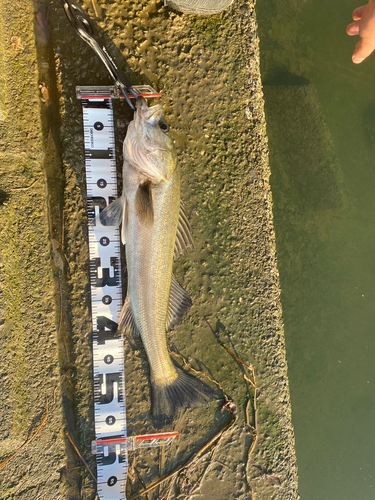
<box><xmin>119</xmin><ymin>298</ymin><xmax>139</xmax><ymax>337</ymax></box>
<box><xmin>166</xmin><ymin>275</ymin><xmax>192</xmax><ymax>331</ymax></box>
<box><xmin>174</xmin><ymin>201</ymin><xmax>194</xmax><ymax>260</ymax></box>
<box><xmin>135</xmin><ymin>180</ymin><xmax>154</xmax><ymax>226</ymax></box>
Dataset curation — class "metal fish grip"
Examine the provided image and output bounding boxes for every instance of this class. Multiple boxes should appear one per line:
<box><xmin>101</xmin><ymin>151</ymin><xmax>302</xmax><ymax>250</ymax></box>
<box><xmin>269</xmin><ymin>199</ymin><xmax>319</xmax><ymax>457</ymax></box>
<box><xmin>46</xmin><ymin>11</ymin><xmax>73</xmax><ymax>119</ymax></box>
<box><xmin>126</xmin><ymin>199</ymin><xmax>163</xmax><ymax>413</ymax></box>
<box><xmin>61</xmin><ymin>0</ymin><xmax>161</xmax><ymax>108</ymax></box>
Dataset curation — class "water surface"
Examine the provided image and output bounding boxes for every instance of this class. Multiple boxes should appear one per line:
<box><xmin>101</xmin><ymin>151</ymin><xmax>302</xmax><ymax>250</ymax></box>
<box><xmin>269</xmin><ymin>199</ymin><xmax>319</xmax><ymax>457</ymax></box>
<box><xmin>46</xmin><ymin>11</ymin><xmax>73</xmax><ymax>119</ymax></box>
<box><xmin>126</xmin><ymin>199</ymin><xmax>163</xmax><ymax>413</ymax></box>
<box><xmin>257</xmin><ymin>1</ymin><xmax>375</xmax><ymax>499</ymax></box>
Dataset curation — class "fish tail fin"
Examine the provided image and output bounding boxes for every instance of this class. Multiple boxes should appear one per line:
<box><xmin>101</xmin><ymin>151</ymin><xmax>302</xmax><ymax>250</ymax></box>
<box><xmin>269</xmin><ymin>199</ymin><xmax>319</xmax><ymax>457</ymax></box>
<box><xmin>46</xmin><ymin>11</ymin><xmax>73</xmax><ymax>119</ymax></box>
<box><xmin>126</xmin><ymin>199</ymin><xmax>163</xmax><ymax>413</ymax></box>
<box><xmin>151</xmin><ymin>367</ymin><xmax>217</xmax><ymax>429</ymax></box>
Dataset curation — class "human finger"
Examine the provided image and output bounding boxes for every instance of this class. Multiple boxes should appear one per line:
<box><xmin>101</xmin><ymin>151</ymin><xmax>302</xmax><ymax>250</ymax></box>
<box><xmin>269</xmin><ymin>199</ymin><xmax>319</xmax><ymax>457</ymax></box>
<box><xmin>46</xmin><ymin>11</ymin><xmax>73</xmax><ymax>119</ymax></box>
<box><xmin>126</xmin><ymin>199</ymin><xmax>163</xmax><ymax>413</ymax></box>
<box><xmin>352</xmin><ymin>38</ymin><xmax>375</xmax><ymax>63</ymax></box>
<box><xmin>352</xmin><ymin>5</ymin><xmax>367</xmax><ymax>20</ymax></box>
<box><xmin>346</xmin><ymin>21</ymin><xmax>360</xmax><ymax>35</ymax></box>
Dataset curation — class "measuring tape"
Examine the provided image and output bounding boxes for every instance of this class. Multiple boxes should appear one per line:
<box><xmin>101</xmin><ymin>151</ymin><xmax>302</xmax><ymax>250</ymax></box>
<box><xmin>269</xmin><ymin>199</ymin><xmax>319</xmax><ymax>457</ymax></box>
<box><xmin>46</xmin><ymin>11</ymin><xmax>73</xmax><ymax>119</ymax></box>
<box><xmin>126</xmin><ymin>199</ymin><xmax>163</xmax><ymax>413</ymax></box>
<box><xmin>78</xmin><ymin>85</ymin><xmax>178</xmax><ymax>500</ymax></box>
<box><xmin>79</xmin><ymin>85</ymin><xmax>128</xmax><ymax>499</ymax></box>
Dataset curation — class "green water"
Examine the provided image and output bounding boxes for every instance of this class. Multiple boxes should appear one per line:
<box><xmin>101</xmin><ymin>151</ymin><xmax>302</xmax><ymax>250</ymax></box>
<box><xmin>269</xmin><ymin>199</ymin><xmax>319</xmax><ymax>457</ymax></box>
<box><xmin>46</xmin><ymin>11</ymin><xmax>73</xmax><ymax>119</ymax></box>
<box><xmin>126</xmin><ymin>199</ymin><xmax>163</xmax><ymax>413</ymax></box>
<box><xmin>256</xmin><ymin>1</ymin><xmax>375</xmax><ymax>499</ymax></box>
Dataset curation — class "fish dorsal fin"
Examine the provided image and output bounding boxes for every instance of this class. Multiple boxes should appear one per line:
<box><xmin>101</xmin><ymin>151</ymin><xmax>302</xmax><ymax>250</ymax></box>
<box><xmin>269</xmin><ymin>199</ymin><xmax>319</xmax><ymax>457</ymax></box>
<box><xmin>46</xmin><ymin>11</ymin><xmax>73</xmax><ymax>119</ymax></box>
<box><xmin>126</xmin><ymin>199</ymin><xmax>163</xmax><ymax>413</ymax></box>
<box><xmin>135</xmin><ymin>180</ymin><xmax>154</xmax><ymax>226</ymax></box>
<box><xmin>98</xmin><ymin>196</ymin><xmax>125</xmax><ymax>227</ymax></box>
<box><xmin>166</xmin><ymin>275</ymin><xmax>193</xmax><ymax>332</ymax></box>
<box><xmin>174</xmin><ymin>201</ymin><xmax>194</xmax><ymax>260</ymax></box>
<box><xmin>119</xmin><ymin>298</ymin><xmax>139</xmax><ymax>336</ymax></box>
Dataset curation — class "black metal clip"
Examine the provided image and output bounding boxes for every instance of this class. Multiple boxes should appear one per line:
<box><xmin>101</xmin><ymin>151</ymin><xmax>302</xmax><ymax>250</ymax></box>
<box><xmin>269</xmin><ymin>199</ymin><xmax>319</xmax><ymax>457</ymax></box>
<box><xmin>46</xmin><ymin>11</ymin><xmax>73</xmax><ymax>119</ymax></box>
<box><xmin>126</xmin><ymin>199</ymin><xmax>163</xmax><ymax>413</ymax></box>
<box><xmin>60</xmin><ymin>0</ymin><xmax>136</xmax><ymax>110</ymax></box>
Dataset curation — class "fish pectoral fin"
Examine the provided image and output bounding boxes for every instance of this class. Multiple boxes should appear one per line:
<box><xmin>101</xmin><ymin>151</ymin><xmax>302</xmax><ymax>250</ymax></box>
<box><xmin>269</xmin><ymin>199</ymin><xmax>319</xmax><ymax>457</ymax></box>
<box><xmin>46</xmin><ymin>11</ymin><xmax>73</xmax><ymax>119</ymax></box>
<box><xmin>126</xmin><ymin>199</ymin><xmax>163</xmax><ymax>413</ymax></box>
<box><xmin>174</xmin><ymin>201</ymin><xmax>194</xmax><ymax>260</ymax></box>
<box><xmin>135</xmin><ymin>180</ymin><xmax>154</xmax><ymax>226</ymax></box>
<box><xmin>166</xmin><ymin>275</ymin><xmax>193</xmax><ymax>331</ymax></box>
<box><xmin>119</xmin><ymin>298</ymin><xmax>139</xmax><ymax>337</ymax></box>
<box><xmin>98</xmin><ymin>195</ymin><xmax>125</xmax><ymax>227</ymax></box>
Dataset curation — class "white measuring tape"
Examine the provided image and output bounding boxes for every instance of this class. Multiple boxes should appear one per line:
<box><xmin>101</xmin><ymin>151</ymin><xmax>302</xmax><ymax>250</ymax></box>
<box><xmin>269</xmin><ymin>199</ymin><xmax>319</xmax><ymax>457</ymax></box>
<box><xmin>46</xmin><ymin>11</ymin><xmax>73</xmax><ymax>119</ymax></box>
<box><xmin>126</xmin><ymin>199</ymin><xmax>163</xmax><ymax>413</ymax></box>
<box><xmin>78</xmin><ymin>85</ymin><xmax>178</xmax><ymax>500</ymax></box>
<box><xmin>80</xmin><ymin>86</ymin><xmax>128</xmax><ymax>500</ymax></box>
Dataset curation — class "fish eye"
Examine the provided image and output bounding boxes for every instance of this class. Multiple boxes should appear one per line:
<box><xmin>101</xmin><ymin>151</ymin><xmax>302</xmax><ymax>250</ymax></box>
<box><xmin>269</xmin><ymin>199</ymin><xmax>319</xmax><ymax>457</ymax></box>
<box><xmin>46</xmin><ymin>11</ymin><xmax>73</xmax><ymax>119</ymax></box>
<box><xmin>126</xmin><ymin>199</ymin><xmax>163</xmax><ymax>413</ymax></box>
<box><xmin>159</xmin><ymin>121</ymin><xmax>169</xmax><ymax>133</ymax></box>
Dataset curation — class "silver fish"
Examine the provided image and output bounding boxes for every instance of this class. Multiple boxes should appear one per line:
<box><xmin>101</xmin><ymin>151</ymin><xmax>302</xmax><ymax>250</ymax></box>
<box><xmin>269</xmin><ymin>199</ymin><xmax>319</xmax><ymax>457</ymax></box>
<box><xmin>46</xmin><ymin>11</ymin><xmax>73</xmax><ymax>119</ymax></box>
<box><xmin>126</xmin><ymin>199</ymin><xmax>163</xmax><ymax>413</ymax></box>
<box><xmin>100</xmin><ymin>97</ymin><xmax>215</xmax><ymax>428</ymax></box>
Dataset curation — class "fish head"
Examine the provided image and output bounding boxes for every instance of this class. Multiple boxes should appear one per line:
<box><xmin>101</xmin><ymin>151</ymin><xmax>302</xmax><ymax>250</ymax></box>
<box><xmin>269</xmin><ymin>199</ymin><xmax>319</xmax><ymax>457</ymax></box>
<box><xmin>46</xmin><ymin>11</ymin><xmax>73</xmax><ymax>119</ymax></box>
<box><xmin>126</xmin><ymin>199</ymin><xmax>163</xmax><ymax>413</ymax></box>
<box><xmin>123</xmin><ymin>97</ymin><xmax>177</xmax><ymax>183</ymax></box>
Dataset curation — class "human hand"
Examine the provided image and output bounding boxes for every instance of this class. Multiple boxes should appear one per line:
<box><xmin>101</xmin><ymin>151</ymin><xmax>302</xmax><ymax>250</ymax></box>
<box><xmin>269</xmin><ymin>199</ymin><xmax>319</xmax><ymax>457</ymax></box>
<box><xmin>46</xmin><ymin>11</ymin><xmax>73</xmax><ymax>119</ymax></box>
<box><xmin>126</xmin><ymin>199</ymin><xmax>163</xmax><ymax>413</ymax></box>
<box><xmin>347</xmin><ymin>1</ymin><xmax>375</xmax><ymax>63</ymax></box>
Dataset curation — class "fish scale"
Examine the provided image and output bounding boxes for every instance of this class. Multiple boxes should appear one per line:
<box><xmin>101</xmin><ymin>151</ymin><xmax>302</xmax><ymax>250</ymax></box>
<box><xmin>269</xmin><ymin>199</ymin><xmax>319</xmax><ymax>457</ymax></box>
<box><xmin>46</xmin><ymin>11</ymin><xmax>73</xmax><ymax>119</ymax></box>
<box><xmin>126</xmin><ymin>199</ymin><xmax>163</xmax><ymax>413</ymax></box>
<box><xmin>125</xmin><ymin>171</ymin><xmax>180</xmax><ymax>383</ymax></box>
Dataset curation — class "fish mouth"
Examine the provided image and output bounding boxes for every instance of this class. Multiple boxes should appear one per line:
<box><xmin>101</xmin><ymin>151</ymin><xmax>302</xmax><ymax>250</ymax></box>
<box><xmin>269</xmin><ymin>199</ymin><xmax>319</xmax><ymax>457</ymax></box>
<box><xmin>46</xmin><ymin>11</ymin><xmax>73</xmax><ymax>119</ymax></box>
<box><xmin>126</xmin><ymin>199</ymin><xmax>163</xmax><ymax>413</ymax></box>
<box><xmin>136</xmin><ymin>96</ymin><xmax>163</xmax><ymax>124</ymax></box>
<box><xmin>136</xmin><ymin>96</ymin><xmax>148</xmax><ymax>111</ymax></box>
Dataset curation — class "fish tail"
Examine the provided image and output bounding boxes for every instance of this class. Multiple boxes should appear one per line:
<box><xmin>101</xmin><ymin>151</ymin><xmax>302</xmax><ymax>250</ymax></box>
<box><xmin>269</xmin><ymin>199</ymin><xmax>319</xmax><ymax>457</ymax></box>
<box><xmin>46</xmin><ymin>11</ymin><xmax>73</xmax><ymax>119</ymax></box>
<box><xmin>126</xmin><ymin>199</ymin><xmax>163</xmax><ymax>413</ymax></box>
<box><xmin>151</xmin><ymin>367</ymin><xmax>217</xmax><ymax>429</ymax></box>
